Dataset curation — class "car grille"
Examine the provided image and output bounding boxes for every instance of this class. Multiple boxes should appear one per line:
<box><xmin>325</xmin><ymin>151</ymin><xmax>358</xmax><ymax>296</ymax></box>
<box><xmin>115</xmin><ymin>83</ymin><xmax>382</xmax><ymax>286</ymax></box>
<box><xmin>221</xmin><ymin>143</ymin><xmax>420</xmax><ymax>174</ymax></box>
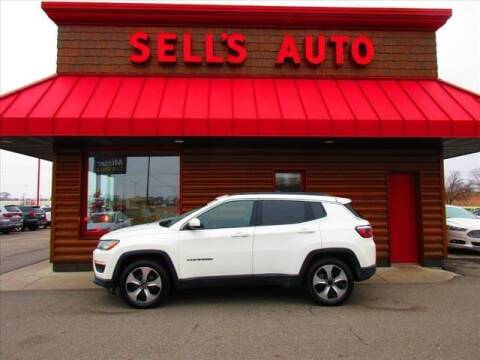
<box><xmin>467</xmin><ymin>230</ymin><xmax>480</xmax><ymax>238</ymax></box>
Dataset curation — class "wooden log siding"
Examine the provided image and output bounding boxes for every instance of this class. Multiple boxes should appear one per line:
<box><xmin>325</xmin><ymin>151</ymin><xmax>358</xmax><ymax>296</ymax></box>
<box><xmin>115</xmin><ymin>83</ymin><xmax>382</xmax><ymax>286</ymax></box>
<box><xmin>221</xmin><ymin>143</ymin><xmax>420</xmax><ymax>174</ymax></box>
<box><xmin>51</xmin><ymin>145</ymin><xmax>445</xmax><ymax>265</ymax></box>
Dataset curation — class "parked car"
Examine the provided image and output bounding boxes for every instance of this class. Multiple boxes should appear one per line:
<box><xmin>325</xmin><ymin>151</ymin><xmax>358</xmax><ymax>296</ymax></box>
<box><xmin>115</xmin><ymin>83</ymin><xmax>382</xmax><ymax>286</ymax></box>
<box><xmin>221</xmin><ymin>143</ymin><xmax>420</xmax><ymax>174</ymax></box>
<box><xmin>93</xmin><ymin>193</ymin><xmax>376</xmax><ymax>308</ymax></box>
<box><xmin>0</xmin><ymin>206</ymin><xmax>24</xmax><ymax>234</ymax></box>
<box><xmin>87</xmin><ymin>211</ymin><xmax>131</xmax><ymax>232</ymax></box>
<box><xmin>446</xmin><ymin>205</ymin><xmax>480</xmax><ymax>252</ymax></box>
<box><xmin>16</xmin><ymin>206</ymin><xmax>47</xmax><ymax>231</ymax></box>
<box><xmin>42</xmin><ymin>206</ymin><xmax>52</xmax><ymax>227</ymax></box>
<box><xmin>473</xmin><ymin>208</ymin><xmax>480</xmax><ymax>218</ymax></box>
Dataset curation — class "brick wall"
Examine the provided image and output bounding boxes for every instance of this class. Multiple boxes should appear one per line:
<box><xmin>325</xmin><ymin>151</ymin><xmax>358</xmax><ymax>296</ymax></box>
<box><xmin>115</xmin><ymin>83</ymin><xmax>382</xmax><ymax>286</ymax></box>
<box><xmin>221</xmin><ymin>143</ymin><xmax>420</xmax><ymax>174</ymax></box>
<box><xmin>57</xmin><ymin>26</ymin><xmax>437</xmax><ymax>78</ymax></box>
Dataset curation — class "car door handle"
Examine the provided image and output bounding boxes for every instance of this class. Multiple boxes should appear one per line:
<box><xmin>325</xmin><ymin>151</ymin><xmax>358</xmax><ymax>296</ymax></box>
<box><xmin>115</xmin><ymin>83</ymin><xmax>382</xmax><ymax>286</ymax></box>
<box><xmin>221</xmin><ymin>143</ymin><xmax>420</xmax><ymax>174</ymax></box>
<box><xmin>231</xmin><ymin>232</ymin><xmax>250</xmax><ymax>238</ymax></box>
<box><xmin>297</xmin><ymin>228</ymin><xmax>316</xmax><ymax>234</ymax></box>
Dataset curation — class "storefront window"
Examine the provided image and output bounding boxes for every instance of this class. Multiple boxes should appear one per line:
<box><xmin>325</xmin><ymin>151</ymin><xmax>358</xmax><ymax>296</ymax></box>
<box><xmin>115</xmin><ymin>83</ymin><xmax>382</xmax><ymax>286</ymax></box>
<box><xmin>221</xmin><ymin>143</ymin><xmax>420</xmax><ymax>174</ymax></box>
<box><xmin>86</xmin><ymin>155</ymin><xmax>180</xmax><ymax>233</ymax></box>
<box><xmin>275</xmin><ymin>171</ymin><xmax>304</xmax><ymax>192</ymax></box>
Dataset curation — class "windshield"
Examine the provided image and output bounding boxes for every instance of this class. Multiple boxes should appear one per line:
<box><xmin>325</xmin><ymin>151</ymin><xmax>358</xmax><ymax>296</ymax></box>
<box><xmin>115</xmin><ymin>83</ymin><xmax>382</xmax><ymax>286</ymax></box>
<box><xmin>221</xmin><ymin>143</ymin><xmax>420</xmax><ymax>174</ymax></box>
<box><xmin>446</xmin><ymin>206</ymin><xmax>476</xmax><ymax>219</ymax></box>
<box><xmin>159</xmin><ymin>208</ymin><xmax>200</xmax><ymax>227</ymax></box>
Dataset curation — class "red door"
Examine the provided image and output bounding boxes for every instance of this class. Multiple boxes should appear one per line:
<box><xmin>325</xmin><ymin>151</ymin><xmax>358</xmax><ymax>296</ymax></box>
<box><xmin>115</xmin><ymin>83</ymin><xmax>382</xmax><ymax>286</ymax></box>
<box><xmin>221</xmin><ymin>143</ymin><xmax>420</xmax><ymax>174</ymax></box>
<box><xmin>388</xmin><ymin>173</ymin><xmax>419</xmax><ymax>263</ymax></box>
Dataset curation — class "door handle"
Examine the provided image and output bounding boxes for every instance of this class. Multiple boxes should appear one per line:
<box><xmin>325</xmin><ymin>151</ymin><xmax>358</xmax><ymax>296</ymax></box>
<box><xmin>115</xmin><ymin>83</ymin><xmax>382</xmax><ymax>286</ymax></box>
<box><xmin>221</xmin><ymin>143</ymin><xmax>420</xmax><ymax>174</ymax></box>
<box><xmin>231</xmin><ymin>232</ymin><xmax>250</xmax><ymax>238</ymax></box>
<box><xmin>297</xmin><ymin>228</ymin><xmax>316</xmax><ymax>234</ymax></box>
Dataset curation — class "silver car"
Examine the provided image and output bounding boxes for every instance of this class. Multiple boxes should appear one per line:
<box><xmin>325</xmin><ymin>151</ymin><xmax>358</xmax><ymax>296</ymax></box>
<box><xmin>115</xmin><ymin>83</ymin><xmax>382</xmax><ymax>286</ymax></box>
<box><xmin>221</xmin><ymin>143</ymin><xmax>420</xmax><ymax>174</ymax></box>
<box><xmin>446</xmin><ymin>205</ymin><xmax>480</xmax><ymax>252</ymax></box>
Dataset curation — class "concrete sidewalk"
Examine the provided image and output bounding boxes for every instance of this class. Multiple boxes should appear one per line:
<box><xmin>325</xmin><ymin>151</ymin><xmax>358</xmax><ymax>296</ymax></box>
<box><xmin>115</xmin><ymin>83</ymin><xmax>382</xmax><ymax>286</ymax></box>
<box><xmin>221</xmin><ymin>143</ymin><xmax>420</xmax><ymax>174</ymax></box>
<box><xmin>0</xmin><ymin>261</ymin><xmax>459</xmax><ymax>291</ymax></box>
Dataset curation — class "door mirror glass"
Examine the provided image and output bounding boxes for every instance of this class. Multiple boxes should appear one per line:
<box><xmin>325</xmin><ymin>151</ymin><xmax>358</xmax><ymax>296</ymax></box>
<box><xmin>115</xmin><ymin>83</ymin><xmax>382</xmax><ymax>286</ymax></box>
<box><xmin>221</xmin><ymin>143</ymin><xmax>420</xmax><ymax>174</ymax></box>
<box><xmin>187</xmin><ymin>217</ymin><xmax>202</xmax><ymax>229</ymax></box>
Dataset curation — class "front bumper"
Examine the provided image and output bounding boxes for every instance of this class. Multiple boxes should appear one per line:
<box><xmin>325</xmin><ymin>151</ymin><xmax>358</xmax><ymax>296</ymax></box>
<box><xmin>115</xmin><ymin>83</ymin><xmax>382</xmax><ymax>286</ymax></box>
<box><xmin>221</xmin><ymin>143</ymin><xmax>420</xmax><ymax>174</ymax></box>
<box><xmin>93</xmin><ymin>276</ymin><xmax>114</xmax><ymax>289</ymax></box>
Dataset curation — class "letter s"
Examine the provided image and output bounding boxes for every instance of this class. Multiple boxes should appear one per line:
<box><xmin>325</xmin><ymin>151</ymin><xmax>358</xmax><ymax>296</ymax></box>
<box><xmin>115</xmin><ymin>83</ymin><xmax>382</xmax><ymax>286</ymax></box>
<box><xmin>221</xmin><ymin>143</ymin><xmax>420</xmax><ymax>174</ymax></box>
<box><xmin>129</xmin><ymin>32</ymin><xmax>150</xmax><ymax>63</ymax></box>
<box><xmin>226</xmin><ymin>33</ymin><xmax>247</xmax><ymax>64</ymax></box>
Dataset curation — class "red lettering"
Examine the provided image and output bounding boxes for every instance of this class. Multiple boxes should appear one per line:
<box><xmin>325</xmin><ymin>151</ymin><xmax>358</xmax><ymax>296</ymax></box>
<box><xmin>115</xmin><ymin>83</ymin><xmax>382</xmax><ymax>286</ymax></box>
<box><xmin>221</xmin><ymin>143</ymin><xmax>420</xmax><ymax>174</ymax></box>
<box><xmin>330</xmin><ymin>35</ymin><xmax>349</xmax><ymax>66</ymax></box>
<box><xmin>157</xmin><ymin>33</ymin><xmax>177</xmax><ymax>63</ymax></box>
<box><xmin>205</xmin><ymin>33</ymin><xmax>224</xmax><ymax>64</ymax></box>
<box><xmin>226</xmin><ymin>33</ymin><xmax>247</xmax><ymax>64</ymax></box>
<box><xmin>351</xmin><ymin>35</ymin><xmax>374</xmax><ymax>66</ymax></box>
<box><xmin>275</xmin><ymin>35</ymin><xmax>301</xmax><ymax>65</ymax></box>
<box><xmin>304</xmin><ymin>35</ymin><xmax>326</xmax><ymax>65</ymax></box>
<box><xmin>183</xmin><ymin>32</ymin><xmax>202</xmax><ymax>64</ymax></box>
<box><xmin>129</xmin><ymin>32</ymin><xmax>150</xmax><ymax>63</ymax></box>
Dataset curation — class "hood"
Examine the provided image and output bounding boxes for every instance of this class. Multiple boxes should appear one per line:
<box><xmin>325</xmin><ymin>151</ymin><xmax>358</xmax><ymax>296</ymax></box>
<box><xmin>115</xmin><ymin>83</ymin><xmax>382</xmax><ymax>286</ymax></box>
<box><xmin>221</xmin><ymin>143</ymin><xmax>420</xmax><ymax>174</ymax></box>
<box><xmin>447</xmin><ymin>218</ymin><xmax>480</xmax><ymax>229</ymax></box>
<box><xmin>101</xmin><ymin>221</ymin><xmax>166</xmax><ymax>239</ymax></box>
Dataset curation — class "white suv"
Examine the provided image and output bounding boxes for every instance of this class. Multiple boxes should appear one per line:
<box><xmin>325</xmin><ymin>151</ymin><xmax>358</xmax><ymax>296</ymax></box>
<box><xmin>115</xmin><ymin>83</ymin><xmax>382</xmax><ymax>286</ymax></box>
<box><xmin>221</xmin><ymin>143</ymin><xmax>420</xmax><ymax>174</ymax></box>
<box><xmin>93</xmin><ymin>193</ymin><xmax>376</xmax><ymax>308</ymax></box>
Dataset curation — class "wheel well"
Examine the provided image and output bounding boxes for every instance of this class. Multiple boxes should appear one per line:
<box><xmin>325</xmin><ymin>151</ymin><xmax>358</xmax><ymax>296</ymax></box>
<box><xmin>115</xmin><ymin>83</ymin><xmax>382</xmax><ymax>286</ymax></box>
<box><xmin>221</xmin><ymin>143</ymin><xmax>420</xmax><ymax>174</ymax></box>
<box><xmin>300</xmin><ymin>250</ymin><xmax>361</xmax><ymax>282</ymax></box>
<box><xmin>113</xmin><ymin>251</ymin><xmax>178</xmax><ymax>288</ymax></box>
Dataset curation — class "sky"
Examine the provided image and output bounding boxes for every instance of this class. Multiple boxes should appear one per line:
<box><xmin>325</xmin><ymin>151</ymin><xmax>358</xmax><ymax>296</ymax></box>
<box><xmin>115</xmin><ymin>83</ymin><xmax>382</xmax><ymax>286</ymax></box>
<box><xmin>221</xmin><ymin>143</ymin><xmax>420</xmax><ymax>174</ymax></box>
<box><xmin>0</xmin><ymin>0</ymin><xmax>479</xmax><ymax>198</ymax></box>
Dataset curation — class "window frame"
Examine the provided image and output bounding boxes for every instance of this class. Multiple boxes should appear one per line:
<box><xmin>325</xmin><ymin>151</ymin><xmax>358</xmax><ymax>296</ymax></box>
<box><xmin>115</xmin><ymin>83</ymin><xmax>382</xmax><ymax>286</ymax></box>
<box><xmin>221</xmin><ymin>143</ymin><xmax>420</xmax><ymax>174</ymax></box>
<box><xmin>81</xmin><ymin>149</ymin><xmax>181</xmax><ymax>238</ymax></box>
<box><xmin>274</xmin><ymin>170</ymin><xmax>305</xmax><ymax>192</ymax></box>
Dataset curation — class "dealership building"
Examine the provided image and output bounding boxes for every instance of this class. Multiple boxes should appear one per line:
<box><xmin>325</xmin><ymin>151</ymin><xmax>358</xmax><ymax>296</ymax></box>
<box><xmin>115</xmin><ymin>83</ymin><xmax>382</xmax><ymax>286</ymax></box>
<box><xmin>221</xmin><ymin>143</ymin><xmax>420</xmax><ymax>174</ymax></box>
<box><xmin>0</xmin><ymin>2</ymin><xmax>479</xmax><ymax>271</ymax></box>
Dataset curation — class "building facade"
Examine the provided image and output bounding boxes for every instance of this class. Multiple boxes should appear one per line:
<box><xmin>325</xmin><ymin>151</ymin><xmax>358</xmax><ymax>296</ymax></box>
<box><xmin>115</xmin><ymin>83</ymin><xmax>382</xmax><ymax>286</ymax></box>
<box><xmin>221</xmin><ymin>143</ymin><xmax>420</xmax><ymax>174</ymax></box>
<box><xmin>0</xmin><ymin>2</ymin><xmax>479</xmax><ymax>270</ymax></box>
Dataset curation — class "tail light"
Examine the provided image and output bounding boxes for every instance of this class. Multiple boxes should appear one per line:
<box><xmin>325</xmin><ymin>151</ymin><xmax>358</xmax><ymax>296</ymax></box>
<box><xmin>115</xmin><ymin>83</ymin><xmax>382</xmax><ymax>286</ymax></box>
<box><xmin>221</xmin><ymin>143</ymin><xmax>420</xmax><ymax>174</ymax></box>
<box><xmin>29</xmin><ymin>212</ymin><xmax>36</xmax><ymax>218</ymax></box>
<box><xmin>2</xmin><ymin>213</ymin><xmax>13</xmax><ymax>218</ymax></box>
<box><xmin>355</xmin><ymin>225</ymin><xmax>373</xmax><ymax>238</ymax></box>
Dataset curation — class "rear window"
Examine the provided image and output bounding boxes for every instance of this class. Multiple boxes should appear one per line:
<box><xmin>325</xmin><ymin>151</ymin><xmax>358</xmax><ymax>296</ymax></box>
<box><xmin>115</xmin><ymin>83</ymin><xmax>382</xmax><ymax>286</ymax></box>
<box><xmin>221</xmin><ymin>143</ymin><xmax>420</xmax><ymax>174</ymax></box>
<box><xmin>344</xmin><ymin>202</ymin><xmax>364</xmax><ymax>219</ymax></box>
<box><xmin>259</xmin><ymin>200</ymin><xmax>309</xmax><ymax>226</ymax></box>
<box><xmin>5</xmin><ymin>205</ymin><xmax>21</xmax><ymax>213</ymax></box>
<box><xmin>43</xmin><ymin>207</ymin><xmax>51</xmax><ymax>212</ymax></box>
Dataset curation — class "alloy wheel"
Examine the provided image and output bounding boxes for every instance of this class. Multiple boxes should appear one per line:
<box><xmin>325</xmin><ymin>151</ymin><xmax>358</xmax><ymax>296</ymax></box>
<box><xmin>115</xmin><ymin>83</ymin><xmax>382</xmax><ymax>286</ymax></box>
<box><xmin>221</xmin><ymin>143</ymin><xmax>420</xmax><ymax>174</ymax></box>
<box><xmin>312</xmin><ymin>264</ymin><xmax>348</xmax><ymax>301</ymax></box>
<box><xmin>125</xmin><ymin>266</ymin><xmax>162</xmax><ymax>305</ymax></box>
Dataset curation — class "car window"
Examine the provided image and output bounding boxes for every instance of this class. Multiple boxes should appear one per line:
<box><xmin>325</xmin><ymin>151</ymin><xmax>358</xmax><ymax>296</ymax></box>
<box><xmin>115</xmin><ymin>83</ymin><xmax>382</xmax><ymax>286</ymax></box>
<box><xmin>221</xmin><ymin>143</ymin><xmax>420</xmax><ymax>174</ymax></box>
<box><xmin>197</xmin><ymin>200</ymin><xmax>254</xmax><ymax>229</ymax></box>
<box><xmin>259</xmin><ymin>200</ymin><xmax>309</xmax><ymax>226</ymax></box>
<box><xmin>5</xmin><ymin>205</ymin><xmax>21</xmax><ymax>212</ymax></box>
<box><xmin>446</xmin><ymin>206</ymin><xmax>476</xmax><ymax>219</ymax></box>
<box><xmin>43</xmin><ymin>207</ymin><xmax>51</xmax><ymax>212</ymax></box>
<box><xmin>310</xmin><ymin>201</ymin><xmax>327</xmax><ymax>219</ymax></box>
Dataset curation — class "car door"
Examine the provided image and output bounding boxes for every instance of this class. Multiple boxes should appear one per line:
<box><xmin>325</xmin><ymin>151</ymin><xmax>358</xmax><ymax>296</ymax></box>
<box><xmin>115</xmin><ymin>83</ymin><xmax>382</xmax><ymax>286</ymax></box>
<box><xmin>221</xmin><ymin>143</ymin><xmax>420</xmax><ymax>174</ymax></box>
<box><xmin>253</xmin><ymin>200</ymin><xmax>323</xmax><ymax>275</ymax></box>
<box><xmin>177</xmin><ymin>199</ymin><xmax>255</xmax><ymax>279</ymax></box>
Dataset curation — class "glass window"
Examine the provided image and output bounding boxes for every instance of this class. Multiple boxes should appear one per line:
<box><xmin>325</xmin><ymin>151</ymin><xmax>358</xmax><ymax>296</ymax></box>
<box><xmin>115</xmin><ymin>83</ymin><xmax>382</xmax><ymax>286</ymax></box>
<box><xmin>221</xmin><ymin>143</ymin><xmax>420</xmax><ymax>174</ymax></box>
<box><xmin>260</xmin><ymin>200</ymin><xmax>308</xmax><ymax>226</ymax></box>
<box><xmin>446</xmin><ymin>206</ymin><xmax>476</xmax><ymax>219</ymax></box>
<box><xmin>86</xmin><ymin>155</ymin><xmax>180</xmax><ymax>233</ymax></box>
<box><xmin>197</xmin><ymin>201</ymin><xmax>254</xmax><ymax>229</ymax></box>
<box><xmin>310</xmin><ymin>202</ymin><xmax>327</xmax><ymax>219</ymax></box>
<box><xmin>275</xmin><ymin>172</ymin><xmax>304</xmax><ymax>192</ymax></box>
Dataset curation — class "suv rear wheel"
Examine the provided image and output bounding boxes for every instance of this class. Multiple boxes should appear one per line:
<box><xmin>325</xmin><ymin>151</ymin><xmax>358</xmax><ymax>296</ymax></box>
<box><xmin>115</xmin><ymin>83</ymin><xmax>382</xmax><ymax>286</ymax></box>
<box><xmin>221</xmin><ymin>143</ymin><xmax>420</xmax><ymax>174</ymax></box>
<box><xmin>305</xmin><ymin>258</ymin><xmax>354</xmax><ymax>306</ymax></box>
<box><xmin>119</xmin><ymin>259</ymin><xmax>171</xmax><ymax>308</ymax></box>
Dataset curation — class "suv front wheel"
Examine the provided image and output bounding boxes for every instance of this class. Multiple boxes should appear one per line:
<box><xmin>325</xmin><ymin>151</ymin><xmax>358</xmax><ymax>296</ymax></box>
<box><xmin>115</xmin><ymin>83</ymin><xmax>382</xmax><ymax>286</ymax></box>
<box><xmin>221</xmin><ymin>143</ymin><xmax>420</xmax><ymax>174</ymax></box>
<box><xmin>305</xmin><ymin>258</ymin><xmax>354</xmax><ymax>306</ymax></box>
<box><xmin>119</xmin><ymin>259</ymin><xmax>171</xmax><ymax>308</ymax></box>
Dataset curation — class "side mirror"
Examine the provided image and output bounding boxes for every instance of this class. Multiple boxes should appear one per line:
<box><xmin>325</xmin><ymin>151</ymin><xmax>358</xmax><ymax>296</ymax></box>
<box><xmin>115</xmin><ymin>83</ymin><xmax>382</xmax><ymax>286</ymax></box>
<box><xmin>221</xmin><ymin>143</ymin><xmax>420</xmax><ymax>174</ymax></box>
<box><xmin>186</xmin><ymin>218</ymin><xmax>202</xmax><ymax>230</ymax></box>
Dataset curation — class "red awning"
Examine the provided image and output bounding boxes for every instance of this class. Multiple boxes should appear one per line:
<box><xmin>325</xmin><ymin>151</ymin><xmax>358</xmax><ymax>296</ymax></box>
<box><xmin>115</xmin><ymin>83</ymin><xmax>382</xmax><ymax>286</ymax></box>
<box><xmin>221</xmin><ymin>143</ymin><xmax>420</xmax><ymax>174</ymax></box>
<box><xmin>1</xmin><ymin>75</ymin><xmax>479</xmax><ymax>138</ymax></box>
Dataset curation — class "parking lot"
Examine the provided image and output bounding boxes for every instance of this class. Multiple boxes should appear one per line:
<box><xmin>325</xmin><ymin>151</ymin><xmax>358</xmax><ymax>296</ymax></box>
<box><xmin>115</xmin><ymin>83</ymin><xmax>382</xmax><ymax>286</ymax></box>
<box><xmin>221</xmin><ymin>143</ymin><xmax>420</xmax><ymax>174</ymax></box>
<box><xmin>0</xmin><ymin>234</ymin><xmax>479</xmax><ymax>360</ymax></box>
<box><xmin>0</xmin><ymin>228</ymin><xmax>50</xmax><ymax>274</ymax></box>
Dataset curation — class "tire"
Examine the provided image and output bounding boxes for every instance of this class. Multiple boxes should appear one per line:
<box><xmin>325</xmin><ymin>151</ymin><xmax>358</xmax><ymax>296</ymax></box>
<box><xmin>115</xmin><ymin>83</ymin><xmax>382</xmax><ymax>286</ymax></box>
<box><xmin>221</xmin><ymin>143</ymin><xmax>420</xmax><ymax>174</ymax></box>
<box><xmin>1</xmin><ymin>229</ymin><xmax>12</xmax><ymax>234</ymax></box>
<box><xmin>305</xmin><ymin>258</ymin><xmax>354</xmax><ymax>306</ymax></box>
<box><xmin>28</xmin><ymin>225</ymin><xmax>38</xmax><ymax>231</ymax></box>
<box><xmin>119</xmin><ymin>259</ymin><xmax>171</xmax><ymax>309</ymax></box>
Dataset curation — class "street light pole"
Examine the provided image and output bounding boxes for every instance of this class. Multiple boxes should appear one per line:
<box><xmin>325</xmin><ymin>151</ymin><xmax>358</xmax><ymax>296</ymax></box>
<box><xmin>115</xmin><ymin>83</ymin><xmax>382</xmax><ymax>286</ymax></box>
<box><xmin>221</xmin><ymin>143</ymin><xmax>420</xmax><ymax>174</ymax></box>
<box><xmin>37</xmin><ymin>159</ymin><xmax>41</xmax><ymax>206</ymax></box>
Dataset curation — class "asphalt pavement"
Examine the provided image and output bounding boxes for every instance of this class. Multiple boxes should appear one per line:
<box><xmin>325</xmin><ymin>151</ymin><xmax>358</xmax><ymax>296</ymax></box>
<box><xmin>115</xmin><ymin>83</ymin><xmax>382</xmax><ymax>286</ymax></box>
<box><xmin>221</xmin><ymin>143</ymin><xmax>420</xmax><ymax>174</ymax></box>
<box><xmin>1</xmin><ymin>257</ymin><xmax>479</xmax><ymax>360</ymax></box>
<box><xmin>0</xmin><ymin>228</ymin><xmax>50</xmax><ymax>274</ymax></box>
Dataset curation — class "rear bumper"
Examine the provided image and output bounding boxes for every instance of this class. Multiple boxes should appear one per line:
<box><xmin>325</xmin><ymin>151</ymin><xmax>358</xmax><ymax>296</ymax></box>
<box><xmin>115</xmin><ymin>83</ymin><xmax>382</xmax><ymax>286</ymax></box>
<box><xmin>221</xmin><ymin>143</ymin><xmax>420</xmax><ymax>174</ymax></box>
<box><xmin>356</xmin><ymin>265</ymin><xmax>376</xmax><ymax>281</ymax></box>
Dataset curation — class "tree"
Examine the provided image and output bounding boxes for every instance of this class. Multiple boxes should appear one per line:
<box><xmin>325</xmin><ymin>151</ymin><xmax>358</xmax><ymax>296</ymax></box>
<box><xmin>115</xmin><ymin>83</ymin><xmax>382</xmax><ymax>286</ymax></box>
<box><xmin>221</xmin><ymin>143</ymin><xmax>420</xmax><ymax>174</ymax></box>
<box><xmin>469</xmin><ymin>167</ymin><xmax>480</xmax><ymax>190</ymax></box>
<box><xmin>0</xmin><ymin>192</ymin><xmax>11</xmax><ymax>200</ymax></box>
<box><xmin>445</xmin><ymin>170</ymin><xmax>472</xmax><ymax>204</ymax></box>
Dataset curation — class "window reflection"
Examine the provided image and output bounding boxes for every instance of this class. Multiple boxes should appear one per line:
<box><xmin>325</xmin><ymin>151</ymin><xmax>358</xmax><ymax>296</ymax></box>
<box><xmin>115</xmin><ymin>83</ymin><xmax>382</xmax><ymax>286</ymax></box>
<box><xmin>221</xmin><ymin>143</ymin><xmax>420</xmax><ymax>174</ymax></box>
<box><xmin>87</xmin><ymin>155</ymin><xmax>180</xmax><ymax>233</ymax></box>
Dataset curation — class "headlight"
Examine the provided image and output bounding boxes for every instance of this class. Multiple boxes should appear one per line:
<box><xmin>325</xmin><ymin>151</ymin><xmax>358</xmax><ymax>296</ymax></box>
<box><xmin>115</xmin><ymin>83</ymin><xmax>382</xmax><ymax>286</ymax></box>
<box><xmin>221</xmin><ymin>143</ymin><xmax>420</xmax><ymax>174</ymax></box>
<box><xmin>447</xmin><ymin>225</ymin><xmax>467</xmax><ymax>232</ymax></box>
<box><xmin>97</xmin><ymin>239</ymin><xmax>120</xmax><ymax>250</ymax></box>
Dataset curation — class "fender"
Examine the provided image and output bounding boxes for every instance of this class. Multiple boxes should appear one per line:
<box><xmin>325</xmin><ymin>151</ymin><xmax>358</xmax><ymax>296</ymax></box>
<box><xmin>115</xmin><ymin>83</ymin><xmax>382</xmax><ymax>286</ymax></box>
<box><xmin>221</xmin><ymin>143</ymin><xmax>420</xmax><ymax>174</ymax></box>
<box><xmin>299</xmin><ymin>248</ymin><xmax>367</xmax><ymax>281</ymax></box>
<box><xmin>110</xmin><ymin>250</ymin><xmax>179</xmax><ymax>288</ymax></box>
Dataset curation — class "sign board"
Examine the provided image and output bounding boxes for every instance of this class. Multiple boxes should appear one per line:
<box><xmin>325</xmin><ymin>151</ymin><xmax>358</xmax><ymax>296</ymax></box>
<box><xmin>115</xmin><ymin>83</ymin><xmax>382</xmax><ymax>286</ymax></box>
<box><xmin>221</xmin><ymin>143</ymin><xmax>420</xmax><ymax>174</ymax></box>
<box><xmin>94</xmin><ymin>156</ymin><xmax>127</xmax><ymax>175</ymax></box>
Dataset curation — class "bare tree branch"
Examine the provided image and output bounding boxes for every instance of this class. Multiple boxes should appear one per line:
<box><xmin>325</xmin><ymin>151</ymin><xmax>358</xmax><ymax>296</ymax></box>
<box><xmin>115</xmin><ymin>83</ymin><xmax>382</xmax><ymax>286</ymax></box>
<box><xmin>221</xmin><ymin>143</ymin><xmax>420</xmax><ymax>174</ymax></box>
<box><xmin>445</xmin><ymin>170</ymin><xmax>472</xmax><ymax>204</ymax></box>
